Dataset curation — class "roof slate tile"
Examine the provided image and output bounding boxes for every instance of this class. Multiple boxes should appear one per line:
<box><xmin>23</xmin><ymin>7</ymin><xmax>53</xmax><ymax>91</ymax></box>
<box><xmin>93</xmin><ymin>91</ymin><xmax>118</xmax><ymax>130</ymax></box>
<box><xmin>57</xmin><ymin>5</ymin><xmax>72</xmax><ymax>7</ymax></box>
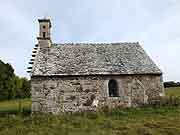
<box><xmin>31</xmin><ymin>43</ymin><xmax>162</xmax><ymax>76</ymax></box>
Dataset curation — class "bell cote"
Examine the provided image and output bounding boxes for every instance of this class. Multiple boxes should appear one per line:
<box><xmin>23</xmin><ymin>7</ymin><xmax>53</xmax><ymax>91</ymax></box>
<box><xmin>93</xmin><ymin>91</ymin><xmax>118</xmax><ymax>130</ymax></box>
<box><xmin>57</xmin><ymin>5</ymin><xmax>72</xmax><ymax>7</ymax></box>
<box><xmin>37</xmin><ymin>18</ymin><xmax>52</xmax><ymax>48</ymax></box>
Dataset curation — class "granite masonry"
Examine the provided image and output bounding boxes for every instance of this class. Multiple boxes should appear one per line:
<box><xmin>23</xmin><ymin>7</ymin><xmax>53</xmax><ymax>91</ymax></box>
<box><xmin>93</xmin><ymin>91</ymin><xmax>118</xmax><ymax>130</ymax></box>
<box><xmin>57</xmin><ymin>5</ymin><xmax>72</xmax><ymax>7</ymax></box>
<box><xmin>28</xmin><ymin>18</ymin><xmax>164</xmax><ymax>114</ymax></box>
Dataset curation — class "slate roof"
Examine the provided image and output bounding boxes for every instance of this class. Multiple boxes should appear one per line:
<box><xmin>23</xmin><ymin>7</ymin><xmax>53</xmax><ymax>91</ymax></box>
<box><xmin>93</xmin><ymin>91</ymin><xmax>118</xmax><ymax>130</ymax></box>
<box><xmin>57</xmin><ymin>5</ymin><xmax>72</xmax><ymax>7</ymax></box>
<box><xmin>31</xmin><ymin>42</ymin><xmax>162</xmax><ymax>76</ymax></box>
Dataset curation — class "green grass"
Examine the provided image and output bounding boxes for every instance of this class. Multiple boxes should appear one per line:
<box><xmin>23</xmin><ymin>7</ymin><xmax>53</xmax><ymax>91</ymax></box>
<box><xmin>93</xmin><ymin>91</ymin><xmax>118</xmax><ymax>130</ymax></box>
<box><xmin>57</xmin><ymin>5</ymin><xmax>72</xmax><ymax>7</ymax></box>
<box><xmin>0</xmin><ymin>99</ymin><xmax>31</xmax><ymax>113</ymax></box>
<box><xmin>0</xmin><ymin>107</ymin><xmax>180</xmax><ymax>135</ymax></box>
<box><xmin>165</xmin><ymin>87</ymin><xmax>180</xmax><ymax>96</ymax></box>
<box><xmin>0</xmin><ymin>87</ymin><xmax>179</xmax><ymax>135</ymax></box>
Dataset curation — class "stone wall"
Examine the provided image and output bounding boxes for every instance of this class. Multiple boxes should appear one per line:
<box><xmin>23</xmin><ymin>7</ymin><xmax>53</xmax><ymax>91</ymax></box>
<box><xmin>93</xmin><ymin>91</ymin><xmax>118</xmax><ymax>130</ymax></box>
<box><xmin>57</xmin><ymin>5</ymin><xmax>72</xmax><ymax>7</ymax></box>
<box><xmin>31</xmin><ymin>75</ymin><xmax>164</xmax><ymax>114</ymax></box>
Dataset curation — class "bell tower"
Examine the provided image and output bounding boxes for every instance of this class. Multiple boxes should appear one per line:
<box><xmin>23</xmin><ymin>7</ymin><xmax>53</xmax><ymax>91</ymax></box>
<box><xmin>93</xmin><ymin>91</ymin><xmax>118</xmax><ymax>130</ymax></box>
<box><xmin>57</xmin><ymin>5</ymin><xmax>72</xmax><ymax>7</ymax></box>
<box><xmin>37</xmin><ymin>18</ymin><xmax>52</xmax><ymax>48</ymax></box>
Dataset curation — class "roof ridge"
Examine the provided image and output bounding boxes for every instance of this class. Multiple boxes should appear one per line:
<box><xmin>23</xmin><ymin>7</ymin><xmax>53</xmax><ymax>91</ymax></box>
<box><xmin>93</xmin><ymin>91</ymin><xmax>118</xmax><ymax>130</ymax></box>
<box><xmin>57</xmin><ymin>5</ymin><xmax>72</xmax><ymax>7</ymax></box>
<box><xmin>52</xmin><ymin>42</ymin><xmax>140</xmax><ymax>46</ymax></box>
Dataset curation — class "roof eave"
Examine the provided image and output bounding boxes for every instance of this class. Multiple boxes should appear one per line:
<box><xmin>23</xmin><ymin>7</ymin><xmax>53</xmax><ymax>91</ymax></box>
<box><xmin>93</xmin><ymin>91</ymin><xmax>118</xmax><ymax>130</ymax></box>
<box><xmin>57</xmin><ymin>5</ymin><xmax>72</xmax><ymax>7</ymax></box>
<box><xmin>31</xmin><ymin>72</ymin><xmax>162</xmax><ymax>78</ymax></box>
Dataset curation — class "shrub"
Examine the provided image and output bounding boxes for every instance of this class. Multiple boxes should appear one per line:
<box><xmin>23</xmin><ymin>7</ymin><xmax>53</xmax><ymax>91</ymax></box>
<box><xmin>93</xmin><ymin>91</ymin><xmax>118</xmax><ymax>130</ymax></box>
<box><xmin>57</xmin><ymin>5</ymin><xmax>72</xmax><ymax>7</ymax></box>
<box><xmin>164</xmin><ymin>81</ymin><xmax>180</xmax><ymax>88</ymax></box>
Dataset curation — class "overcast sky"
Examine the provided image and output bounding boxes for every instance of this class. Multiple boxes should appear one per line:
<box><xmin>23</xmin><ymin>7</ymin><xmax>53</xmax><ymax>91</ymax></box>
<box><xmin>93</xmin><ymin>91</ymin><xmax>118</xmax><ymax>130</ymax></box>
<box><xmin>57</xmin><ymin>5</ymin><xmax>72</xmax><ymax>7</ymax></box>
<box><xmin>0</xmin><ymin>0</ymin><xmax>179</xmax><ymax>81</ymax></box>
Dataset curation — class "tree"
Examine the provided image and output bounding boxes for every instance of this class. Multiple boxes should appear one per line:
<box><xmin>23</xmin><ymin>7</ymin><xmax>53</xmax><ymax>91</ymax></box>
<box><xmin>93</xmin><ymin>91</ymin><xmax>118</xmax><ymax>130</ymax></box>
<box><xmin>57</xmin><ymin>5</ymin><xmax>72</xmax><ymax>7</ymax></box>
<box><xmin>0</xmin><ymin>59</ymin><xmax>31</xmax><ymax>101</ymax></box>
<box><xmin>0</xmin><ymin>60</ymin><xmax>15</xmax><ymax>100</ymax></box>
<box><xmin>15</xmin><ymin>77</ymin><xmax>31</xmax><ymax>99</ymax></box>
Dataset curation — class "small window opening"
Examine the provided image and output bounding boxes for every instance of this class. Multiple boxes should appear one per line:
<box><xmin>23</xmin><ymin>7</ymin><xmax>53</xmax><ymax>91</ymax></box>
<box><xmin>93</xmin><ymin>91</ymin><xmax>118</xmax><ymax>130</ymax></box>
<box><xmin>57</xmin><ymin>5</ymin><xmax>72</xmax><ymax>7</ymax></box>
<box><xmin>43</xmin><ymin>32</ymin><xmax>46</xmax><ymax>38</ymax></box>
<box><xmin>108</xmin><ymin>79</ymin><xmax>119</xmax><ymax>97</ymax></box>
<box><xmin>43</xmin><ymin>25</ymin><xmax>46</xmax><ymax>29</ymax></box>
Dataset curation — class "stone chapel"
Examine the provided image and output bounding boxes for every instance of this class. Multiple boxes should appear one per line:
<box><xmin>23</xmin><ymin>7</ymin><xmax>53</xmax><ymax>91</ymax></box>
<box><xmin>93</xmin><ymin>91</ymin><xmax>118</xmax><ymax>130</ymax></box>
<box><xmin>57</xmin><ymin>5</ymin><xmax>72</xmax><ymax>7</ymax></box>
<box><xmin>28</xmin><ymin>18</ymin><xmax>164</xmax><ymax>114</ymax></box>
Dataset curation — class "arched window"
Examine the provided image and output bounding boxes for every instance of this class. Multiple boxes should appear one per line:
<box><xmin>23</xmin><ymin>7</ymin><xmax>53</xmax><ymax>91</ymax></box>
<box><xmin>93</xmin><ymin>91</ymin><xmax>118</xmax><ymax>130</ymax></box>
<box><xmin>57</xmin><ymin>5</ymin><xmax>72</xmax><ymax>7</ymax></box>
<box><xmin>108</xmin><ymin>79</ymin><xmax>119</xmax><ymax>97</ymax></box>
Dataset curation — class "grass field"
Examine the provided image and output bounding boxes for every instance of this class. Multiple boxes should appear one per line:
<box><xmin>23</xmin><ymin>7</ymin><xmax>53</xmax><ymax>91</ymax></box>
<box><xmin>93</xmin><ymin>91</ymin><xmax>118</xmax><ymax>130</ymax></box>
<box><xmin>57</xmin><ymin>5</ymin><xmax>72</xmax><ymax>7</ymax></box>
<box><xmin>165</xmin><ymin>87</ymin><xmax>180</xmax><ymax>96</ymax></box>
<box><xmin>0</xmin><ymin>107</ymin><xmax>180</xmax><ymax>135</ymax></box>
<box><xmin>0</xmin><ymin>87</ymin><xmax>180</xmax><ymax>135</ymax></box>
<box><xmin>0</xmin><ymin>99</ymin><xmax>31</xmax><ymax>113</ymax></box>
